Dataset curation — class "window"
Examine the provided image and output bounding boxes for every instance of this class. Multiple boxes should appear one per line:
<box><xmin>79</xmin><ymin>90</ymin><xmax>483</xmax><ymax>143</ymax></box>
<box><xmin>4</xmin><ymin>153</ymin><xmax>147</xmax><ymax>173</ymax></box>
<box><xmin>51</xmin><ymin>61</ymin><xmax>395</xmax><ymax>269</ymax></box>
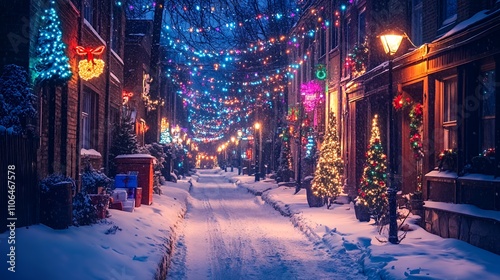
<box><xmin>83</xmin><ymin>0</ymin><xmax>93</xmax><ymax>24</ymax></box>
<box><xmin>330</xmin><ymin>18</ymin><xmax>338</xmax><ymax>50</ymax></box>
<box><xmin>411</xmin><ymin>0</ymin><xmax>423</xmax><ymax>46</ymax></box>
<box><xmin>358</xmin><ymin>9</ymin><xmax>366</xmax><ymax>44</ymax></box>
<box><xmin>82</xmin><ymin>89</ymin><xmax>97</xmax><ymax>149</ymax></box>
<box><xmin>320</xmin><ymin>28</ymin><xmax>326</xmax><ymax>57</ymax></box>
<box><xmin>440</xmin><ymin>0</ymin><xmax>457</xmax><ymax>27</ymax></box>
<box><xmin>442</xmin><ymin>77</ymin><xmax>458</xmax><ymax>149</ymax></box>
<box><xmin>111</xmin><ymin>5</ymin><xmax>123</xmax><ymax>53</ymax></box>
<box><xmin>84</xmin><ymin>0</ymin><xmax>99</xmax><ymax>32</ymax></box>
<box><xmin>478</xmin><ymin>70</ymin><xmax>496</xmax><ymax>151</ymax></box>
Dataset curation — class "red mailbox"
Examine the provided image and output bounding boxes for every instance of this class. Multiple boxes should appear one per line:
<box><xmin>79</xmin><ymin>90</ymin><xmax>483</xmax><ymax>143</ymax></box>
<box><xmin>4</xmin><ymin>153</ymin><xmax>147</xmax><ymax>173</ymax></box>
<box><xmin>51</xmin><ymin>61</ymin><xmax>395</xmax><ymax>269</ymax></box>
<box><xmin>115</xmin><ymin>154</ymin><xmax>155</xmax><ymax>205</ymax></box>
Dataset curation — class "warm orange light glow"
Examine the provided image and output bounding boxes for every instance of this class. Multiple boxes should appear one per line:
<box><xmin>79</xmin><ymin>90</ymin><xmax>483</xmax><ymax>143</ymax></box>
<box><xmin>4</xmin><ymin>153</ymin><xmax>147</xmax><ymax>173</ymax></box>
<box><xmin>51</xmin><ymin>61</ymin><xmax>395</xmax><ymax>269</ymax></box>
<box><xmin>78</xmin><ymin>59</ymin><xmax>105</xmax><ymax>80</ymax></box>
<box><xmin>76</xmin><ymin>45</ymin><xmax>106</xmax><ymax>80</ymax></box>
<box><xmin>379</xmin><ymin>34</ymin><xmax>403</xmax><ymax>56</ymax></box>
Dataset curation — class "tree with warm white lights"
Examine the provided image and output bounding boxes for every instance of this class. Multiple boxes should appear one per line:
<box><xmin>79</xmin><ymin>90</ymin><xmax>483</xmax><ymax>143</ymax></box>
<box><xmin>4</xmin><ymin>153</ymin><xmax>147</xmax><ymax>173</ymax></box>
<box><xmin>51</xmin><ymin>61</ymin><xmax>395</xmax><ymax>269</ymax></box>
<box><xmin>34</xmin><ymin>1</ymin><xmax>72</xmax><ymax>84</ymax></box>
<box><xmin>277</xmin><ymin>126</ymin><xmax>293</xmax><ymax>182</ymax></box>
<box><xmin>311</xmin><ymin>112</ymin><xmax>343</xmax><ymax>207</ymax></box>
<box><xmin>358</xmin><ymin>115</ymin><xmax>389</xmax><ymax>224</ymax></box>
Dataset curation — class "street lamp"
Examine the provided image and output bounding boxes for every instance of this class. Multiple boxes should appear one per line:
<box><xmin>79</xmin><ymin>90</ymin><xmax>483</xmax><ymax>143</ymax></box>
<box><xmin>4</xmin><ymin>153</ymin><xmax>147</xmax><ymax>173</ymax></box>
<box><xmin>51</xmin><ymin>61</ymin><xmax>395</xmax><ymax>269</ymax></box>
<box><xmin>224</xmin><ymin>143</ymin><xmax>228</xmax><ymax>172</ymax></box>
<box><xmin>230</xmin><ymin>136</ymin><xmax>236</xmax><ymax>172</ymax></box>
<box><xmin>237</xmin><ymin>130</ymin><xmax>243</xmax><ymax>175</ymax></box>
<box><xmin>254</xmin><ymin>122</ymin><xmax>261</xmax><ymax>182</ymax></box>
<box><xmin>380</xmin><ymin>32</ymin><xmax>403</xmax><ymax>244</ymax></box>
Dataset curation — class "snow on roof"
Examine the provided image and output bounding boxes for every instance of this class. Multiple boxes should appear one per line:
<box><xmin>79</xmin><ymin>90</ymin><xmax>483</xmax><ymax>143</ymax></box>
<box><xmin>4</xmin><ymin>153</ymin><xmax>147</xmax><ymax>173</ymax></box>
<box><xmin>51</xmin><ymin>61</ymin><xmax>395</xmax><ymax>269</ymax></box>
<box><xmin>434</xmin><ymin>8</ymin><xmax>500</xmax><ymax>42</ymax></box>
<box><xmin>115</xmin><ymin>153</ymin><xmax>155</xmax><ymax>159</ymax></box>
<box><xmin>425</xmin><ymin>169</ymin><xmax>458</xmax><ymax>178</ymax></box>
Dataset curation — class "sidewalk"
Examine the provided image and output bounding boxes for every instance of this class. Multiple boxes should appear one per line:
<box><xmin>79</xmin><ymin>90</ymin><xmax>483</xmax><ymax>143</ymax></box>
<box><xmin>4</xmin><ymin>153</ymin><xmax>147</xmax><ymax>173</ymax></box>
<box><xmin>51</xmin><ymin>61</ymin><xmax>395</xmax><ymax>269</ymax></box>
<box><xmin>0</xmin><ymin>179</ymin><xmax>191</xmax><ymax>280</ymax></box>
<box><xmin>225</xmin><ymin>172</ymin><xmax>500</xmax><ymax>280</ymax></box>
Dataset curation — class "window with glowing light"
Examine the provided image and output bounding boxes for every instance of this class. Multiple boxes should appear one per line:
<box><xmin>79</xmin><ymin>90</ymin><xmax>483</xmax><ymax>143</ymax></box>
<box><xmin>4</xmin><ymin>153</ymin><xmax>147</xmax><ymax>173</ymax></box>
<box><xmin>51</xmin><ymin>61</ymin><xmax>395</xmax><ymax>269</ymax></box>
<box><xmin>441</xmin><ymin>77</ymin><xmax>457</xmax><ymax>150</ymax></box>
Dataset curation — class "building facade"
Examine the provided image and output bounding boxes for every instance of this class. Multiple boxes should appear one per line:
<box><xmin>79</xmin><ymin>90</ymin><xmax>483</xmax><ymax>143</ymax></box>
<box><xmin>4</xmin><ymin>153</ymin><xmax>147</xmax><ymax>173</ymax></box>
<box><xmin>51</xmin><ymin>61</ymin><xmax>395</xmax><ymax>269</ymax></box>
<box><xmin>1</xmin><ymin>0</ymin><xmax>125</xmax><ymax>180</ymax></box>
<box><xmin>287</xmin><ymin>0</ymin><xmax>500</xmax><ymax>254</ymax></box>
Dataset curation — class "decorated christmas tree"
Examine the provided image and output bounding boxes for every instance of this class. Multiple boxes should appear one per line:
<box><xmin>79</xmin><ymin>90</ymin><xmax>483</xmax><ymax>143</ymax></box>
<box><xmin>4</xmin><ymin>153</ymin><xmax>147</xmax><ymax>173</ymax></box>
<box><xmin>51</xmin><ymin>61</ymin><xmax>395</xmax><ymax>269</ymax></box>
<box><xmin>358</xmin><ymin>114</ymin><xmax>388</xmax><ymax>224</ymax></box>
<box><xmin>277</xmin><ymin>126</ymin><xmax>293</xmax><ymax>182</ymax></box>
<box><xmin>311</xmin><ymin>112</ymin><xmax>344</xmax><ymax>206</ymax></box>
<box><xmin>108</xmin><ymin>115</ymin><xmax>139</xmax><ymax>176</ymax></box>
<box><xmin>34</xmin><ymin>1</ymin><xmax>72</xmax><ymax>84</ymax></box>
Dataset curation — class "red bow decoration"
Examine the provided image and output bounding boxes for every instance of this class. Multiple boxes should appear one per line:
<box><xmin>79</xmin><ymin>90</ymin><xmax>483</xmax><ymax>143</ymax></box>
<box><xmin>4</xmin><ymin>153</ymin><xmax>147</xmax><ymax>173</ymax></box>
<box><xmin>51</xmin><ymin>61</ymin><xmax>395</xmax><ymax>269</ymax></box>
<box><xmin>75</xmin><ymin>46</ymin><xmax>105</xmax><ymax>63</ymax></box>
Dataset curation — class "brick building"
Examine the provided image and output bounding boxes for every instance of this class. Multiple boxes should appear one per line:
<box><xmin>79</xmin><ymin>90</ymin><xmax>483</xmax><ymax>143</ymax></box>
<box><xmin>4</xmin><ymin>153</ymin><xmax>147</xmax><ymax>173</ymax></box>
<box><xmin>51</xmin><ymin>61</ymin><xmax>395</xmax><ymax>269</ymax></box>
<box><xmin>287</xmin><ymin>0</ymin><xmax>500</xmax><ymax>254</ymax></box>
<box><xmin>1</xmin><ymin>0</ymin><xmax>125</xmax><ymax>181</ymax></box>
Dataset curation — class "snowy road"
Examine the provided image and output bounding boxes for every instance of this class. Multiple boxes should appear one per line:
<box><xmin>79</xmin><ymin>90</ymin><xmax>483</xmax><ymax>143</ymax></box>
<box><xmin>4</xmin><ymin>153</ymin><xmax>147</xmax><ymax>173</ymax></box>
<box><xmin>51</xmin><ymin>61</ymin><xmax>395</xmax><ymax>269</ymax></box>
<box><xmin>166</xmin><ymin>170</ymin><xmax>366</xmax><ymax>280</ymax></box>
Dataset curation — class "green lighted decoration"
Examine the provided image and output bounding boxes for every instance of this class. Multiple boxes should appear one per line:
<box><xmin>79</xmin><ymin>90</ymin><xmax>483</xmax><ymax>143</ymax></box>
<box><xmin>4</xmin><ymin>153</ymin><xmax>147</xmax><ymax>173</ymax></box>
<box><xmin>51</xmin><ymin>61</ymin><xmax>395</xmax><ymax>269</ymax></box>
<box><xmin>34</xmin><ymin>1</ymin><xmax>72</xmax><ymax>84</ymax></box>
<box><xmin>315</xmin><ymin>64</ymin><xmax>327</xmax><ymax>80</ymax></box>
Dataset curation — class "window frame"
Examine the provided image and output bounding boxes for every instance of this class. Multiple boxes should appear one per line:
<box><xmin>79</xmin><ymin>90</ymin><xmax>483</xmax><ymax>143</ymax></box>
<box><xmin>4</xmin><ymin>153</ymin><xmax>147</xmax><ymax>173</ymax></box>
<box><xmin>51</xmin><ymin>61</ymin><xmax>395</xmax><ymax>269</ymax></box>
<box><xmin>411</xmin><ymin>0</ymin><xmax>423</xmax><ymax>46</ymax></box>
<box><xmin>440</xmin><ymin>76</ymin><xmax>458</xmax><ymax>150</ymax></box>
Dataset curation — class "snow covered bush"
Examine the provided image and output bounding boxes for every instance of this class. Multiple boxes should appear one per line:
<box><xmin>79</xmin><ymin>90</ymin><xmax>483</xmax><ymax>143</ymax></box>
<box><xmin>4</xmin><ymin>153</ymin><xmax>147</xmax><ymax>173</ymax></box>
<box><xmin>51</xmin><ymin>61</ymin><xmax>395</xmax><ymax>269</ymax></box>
<box><xmin>71</xmin><ymin>158</ymin><xmax>112</xmax><ymax>226</ymax></box>
<box><xmin>39</xmin><ymin>173</ymin><xmax>75</xmax><ymax>194</ymax></box>
<box><xmin>72</xmin><ymin>193</ymin><xmax>97</xmax><ymax>226</ymax></box>
<box><xmin>0</xmin><ymin>64</ymin><xmax>37</xmax><ymax>136</ymax></box>
<box><xmin>81</xmin><ymin>157</ymin><xmax>112</xmax><ymax>194</ymax></box>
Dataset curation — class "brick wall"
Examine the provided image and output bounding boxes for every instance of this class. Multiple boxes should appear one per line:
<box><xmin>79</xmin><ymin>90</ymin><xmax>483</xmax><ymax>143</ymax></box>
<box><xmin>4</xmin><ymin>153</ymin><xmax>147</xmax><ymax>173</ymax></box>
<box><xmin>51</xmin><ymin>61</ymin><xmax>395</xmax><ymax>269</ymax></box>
<box><xmin>422</xmin><ymin>0</ymin><xmax>439</xmax><ymax>43</ymax></box>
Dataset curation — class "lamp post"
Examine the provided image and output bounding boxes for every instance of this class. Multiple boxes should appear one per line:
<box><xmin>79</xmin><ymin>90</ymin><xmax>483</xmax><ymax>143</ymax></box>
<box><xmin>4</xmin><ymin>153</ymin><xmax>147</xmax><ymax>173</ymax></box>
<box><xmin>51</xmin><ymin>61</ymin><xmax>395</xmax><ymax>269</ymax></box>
<box><xmin>237</xmin><ymin>130</ymin><xmax>243</xmax><ymax>175</ymax></box>
<box><xmin>231</xmin><ymin>136</ymin><xmax>236</xmax><ymax>172</ymax></box>
<box><xmin>254</xmin><ymin>122</ymin><xmax>261</xmax><ymax>182</ymax></box>
<box><xmin>380</xmin><ymin>32</ymin><xmax>403</xmax><ymax>244</ymax></box>
<box><xmin>296</xmin><ymin>102</ymin><xmax>304</xmax><ymax>194</ymax></box>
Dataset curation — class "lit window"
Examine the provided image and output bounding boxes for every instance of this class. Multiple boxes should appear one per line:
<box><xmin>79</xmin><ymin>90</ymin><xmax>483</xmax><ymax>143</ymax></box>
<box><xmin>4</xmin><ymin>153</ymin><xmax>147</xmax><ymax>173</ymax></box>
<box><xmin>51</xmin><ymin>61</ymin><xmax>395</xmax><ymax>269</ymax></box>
<box><xmin>442</xmin><ymin>77</ymin><xmax>457</xmax><ymax>149</ymax></box>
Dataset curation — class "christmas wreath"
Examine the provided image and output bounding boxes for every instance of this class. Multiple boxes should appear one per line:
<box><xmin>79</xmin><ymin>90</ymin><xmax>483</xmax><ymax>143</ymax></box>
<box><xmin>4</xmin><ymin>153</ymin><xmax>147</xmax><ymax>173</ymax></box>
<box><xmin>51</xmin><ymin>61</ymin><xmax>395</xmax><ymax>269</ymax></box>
<box><xmin>393</xmin><ymin>94</ymin><xmax>424</xmax><ymax>160</ymax></box>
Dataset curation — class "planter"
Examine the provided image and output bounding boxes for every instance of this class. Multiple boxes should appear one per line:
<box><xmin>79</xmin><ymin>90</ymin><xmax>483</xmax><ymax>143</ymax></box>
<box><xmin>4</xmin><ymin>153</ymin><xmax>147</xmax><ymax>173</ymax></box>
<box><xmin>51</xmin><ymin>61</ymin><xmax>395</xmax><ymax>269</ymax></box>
<box><xmin>89</xmin><ymin>194</ymin><xmax>110</xmax><ymax>219</ymax></box>
<box><xmin>306</xmin><ymin>186</ymin><xmax>325</xmax><ymax>208</ymax></box>
<box><xmin>354</xmin><ymin>203</ymin><xmax>371</xmax><ymax>222</ymax></box>
<box><xmin>303</xmin><ymin>176</ymin><xmax>325</xmax><ymax>207</ymax></box>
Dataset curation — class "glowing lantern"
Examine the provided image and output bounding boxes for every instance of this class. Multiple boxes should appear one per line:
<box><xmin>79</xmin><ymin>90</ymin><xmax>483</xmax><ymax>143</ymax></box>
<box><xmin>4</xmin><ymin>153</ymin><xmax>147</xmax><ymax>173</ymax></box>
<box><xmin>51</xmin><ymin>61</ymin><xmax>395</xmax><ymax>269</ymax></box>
<box><xmin>76</xmin><ymin>46</ymin><xmax>105</xmax><ymax>80</ymax></box>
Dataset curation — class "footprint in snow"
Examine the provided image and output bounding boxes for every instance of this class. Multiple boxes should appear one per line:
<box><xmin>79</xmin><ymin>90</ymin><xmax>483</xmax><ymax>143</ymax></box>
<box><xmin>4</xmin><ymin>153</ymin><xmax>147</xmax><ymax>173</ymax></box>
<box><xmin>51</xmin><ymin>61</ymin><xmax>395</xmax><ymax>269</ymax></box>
<box><xmin>133</xmin><ymin>255</ymin><xmax>148</xmax><ymax>262</ymax></box>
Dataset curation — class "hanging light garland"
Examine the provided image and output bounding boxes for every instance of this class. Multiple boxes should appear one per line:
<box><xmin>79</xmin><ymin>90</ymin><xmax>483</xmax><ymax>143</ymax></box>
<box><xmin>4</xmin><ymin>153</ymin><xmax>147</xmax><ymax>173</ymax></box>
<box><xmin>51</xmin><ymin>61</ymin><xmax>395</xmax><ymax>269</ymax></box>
<box><xmin>393</xmin><ymin>94</ymin><xmax>424</xmax><ymax>160</ymax></box>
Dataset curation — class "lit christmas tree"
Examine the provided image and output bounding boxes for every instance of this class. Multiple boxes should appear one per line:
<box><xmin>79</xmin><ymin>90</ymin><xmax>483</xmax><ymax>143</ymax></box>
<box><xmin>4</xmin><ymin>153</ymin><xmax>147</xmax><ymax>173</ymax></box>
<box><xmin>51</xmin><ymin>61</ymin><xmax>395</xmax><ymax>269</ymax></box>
<box><xmin>34</xmin><ymin>1</ymin><xmax>72</xmax><ymax>84</ymax></box>
<box><xmin>358</xmin><ymin>114</ymin><xmax>388</xmax><ymax>224</ymax></box>
<box><xmin>277</xmin><ymin>126</ymin><xmax>293</xmax><ymax>182</ymax></box>
<box><xmin>311</xmin><ymin>112</ymin><xmax>344</xmax><ymax>207</ymax></box>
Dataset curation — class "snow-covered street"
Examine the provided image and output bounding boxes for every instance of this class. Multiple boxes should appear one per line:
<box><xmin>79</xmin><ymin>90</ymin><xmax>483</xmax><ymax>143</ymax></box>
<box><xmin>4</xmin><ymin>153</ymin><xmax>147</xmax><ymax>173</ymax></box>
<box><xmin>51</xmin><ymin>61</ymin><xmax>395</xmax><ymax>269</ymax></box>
<box><xmin>167</xmin><ymin>169</ymin><xmax>365</xmax><ymax>280</ymax></box>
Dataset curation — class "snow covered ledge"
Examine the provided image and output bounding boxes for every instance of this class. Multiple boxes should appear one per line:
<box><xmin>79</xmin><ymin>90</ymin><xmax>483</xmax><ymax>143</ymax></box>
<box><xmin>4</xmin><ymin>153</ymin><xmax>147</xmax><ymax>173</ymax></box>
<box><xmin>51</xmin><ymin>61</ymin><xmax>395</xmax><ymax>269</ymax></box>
<box><xmin>80</xmin><ymin>148</ymin><xmax>102</xmax><ymax>159</ymax></box>
<box><xmin>423</xmin><ymin>201</ymin><xmax>500</xmax><ymax>255</ymax></box>
<box><xmin>81</xmin><ymin>148</ymin><xmax>103</xmax><ymax>169</ymax></box>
